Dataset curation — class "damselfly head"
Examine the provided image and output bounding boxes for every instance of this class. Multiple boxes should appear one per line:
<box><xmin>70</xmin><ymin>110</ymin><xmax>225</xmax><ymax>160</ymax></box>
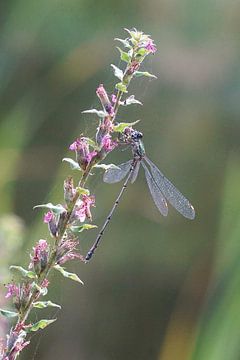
<box><xmin>131</xmin><ymin>130</ymin><xmax>143</xmax><ymax>140</ymax></box>
<box><xmin>123</xmin><ymin>127</ymin><xmax>143</xmax><ymax>140</ymax></box>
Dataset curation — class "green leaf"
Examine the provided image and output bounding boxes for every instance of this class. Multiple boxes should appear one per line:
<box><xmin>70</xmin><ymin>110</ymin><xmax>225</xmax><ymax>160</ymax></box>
<box><xmin>86</xmin><ymin>138</ymin><xmax>97</xmax><ymax>149</ymax></box>
<box><xmin>114</xmin><ymin>38</ymin><xmax>131</xmax><ymax>48</ymax></box>
<box><xmin>94</xmin><ymin>163</ymin><xmax>120</xmax><ymax>170</ymax></box>
<box><xmin>54</xmin><ymin>265</ymin><xmax>84</xmax><ymax>285</ymax></box>
<box><xmin>82</xmin><ymin>109</ymin><xmax>108</xmax><ymax>118</ymax></box>
<box><xmin>0</xmin><ymin>309</ymin><xmax>18</xmax><ymax>318</ymax></box>
<box><xmin>76</xmin><ymin>187</ymin><xmax>90</xmax><ymax>196</ymax></box>
<box><xmin>113</xmin><ymin>120</ymin><xmax>140</xmax><ymax>133</ymax></box>
<box><xmin>111</xmin><ymin>64</ymin><xmax>123</xmax><ymax>81</ymax></box>
<box><xmin>134</xmin><ymin>71</ymin><xmax>157</xmax><ymax>79</ymax></box>
<box><xmin>34</xmin><ymin>203</ymin><xmax>66</xmax><ymax>215</ymax></box>
<box><xmin>28</xmin><ymin>319</ymin><xmax>56</xmax><ymax>332</ymax></box>
<box><xmin>116</xmin><ymin>47</ymin><xmax>131</xmax><ymax>63</ymax></box>
<box><xmin>124</xmin><ymin>28</ymin><xmax>137</xmax><ymax>39</ymax></box>
<box><xmin>10</xmin><ymin>266</ymin><xmax>36</xmax><ymax>279</ymax></box>
<box><xmin>136</xmin><ymin>48</ymin><xmax>148</xmax><ymax>57</ymax></box>
<box><xmin>32</xmin><ymin>282</ymin><xmax>48</xmax><ymax>296</ymax></box>
<box><xmin>71</xmin><ymin>224</ymin><xmax>97</xmax><ymax>233</ymax></box>
<box><xmin>124</xmin><ymin>95</ymin><xmax>142</xmax><ymax>106</ymax></box>
<box><xmin>115</xmin><ymin>82</ymin><xmax>128</xmax><ymax>93</ymax></box>
<box><xmin>33</xmin><ymin>301</ymin><xmax>61</xmax><ymax>309</ymax></box>
<box><xmin>62</xmin><ymin>158</ymin><xmax>81</xmax><ymax>171</ymax></box>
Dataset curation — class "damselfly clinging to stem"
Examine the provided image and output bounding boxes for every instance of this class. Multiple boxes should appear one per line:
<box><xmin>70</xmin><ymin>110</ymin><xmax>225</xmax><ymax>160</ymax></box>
<box><xmin>85</xmin><ymin>127</ymin><xmax>195</xmax><ymax>262</ymax></box>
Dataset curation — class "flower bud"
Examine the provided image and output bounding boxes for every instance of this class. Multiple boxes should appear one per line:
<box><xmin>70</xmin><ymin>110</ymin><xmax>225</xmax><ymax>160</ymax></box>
<box><xmin>64</xmin><ymin>176</ymin><xmax>76</xmax><ymax>205</ymax></box>
<box><xmin>30</xmin><ymin>239</ymin><xmax>49</xmax><ymax>276</ymax></box>
<box><xmin>43</xmin><ymin>211</ymin><xmax>58</xmax><ymax>237</ymax></box>
<box><xmin>96</xmin><ymin>84</ymin><xmax>114</xmax><ymax>116</ymax></box>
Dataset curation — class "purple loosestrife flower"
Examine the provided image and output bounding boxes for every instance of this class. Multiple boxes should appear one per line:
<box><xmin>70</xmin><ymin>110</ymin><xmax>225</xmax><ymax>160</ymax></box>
<box><xmin>96</xmin><ymin>117</ymin><xmax>114</xmax><ymax>146</ymax></box>
<box><xmin>86</xmin><ymin>150</ymin><xmax>98</xmax><ymax>164</ymax></box>
<box><xmin>41</xmin><ymin>279</ymin><xmax>49</xmax><ymax>289</ymax></box>
<box><xmin>144</xmin><ymin>39</ymin><xmax>157</xmax><ymax>54</ymax></box>
<box><xmin>75</xmin><ymin>194</ymin><xmax>95</xmax><ymax>222</ymax></box>
<box><xmin>111</xmin><ymin>94</ymin><xmax>117</xmax><ymax>104</ymax></box>
<box><xmin>4</xmin><ymin>325</ymin><xmax>30</xmax><ymax>360</ymax></box>
<box><xmin>69</xmin><ymin>137</ymin><xmax>97</xmax><ymax>170</ymax></box>
<box><xmin>5</xmin><ymin>284</ymin><xmax>19</xmax><ymax>299</ymax></box>
<box><xmin>127</xmin><ymin>60</ymin><xmax>141</xmax><ymax>76</ymax></box>
<box><xmin>64</xmin><ymin>176</ymin><xmax>76</xmax><ymax>205</ymax></box>
<box><xmin>5</xmin><ymin>282</ymin><xmax>31</xmax><ymax>312</ymax></box>
<box><xmin>29</xmin><ymin>239</ymin><xmax>49</xmax><ymax>275</ymax></box>
<box><xmin>43</xmin><ymin>211</ymin><xmax>58</xmax><ymax>237</ymax></box>
<box><xmin>56</xmin><ymin>239</ymin><xmax>83</xmax><ymax>265</ymax></box>
<box><xmin>43</xmin><ymin>211</ymin><xmax>53</xmax><ymax>223</ymax></box>
<box><xmin>101</xmin><ymin>134</ymin><xmax>117</xmax><ymax>152</ymax></box>
<box><xmin>96</xmin><ymin>84</ymin><xmax>115</xmax><ymax>117</ymax></box>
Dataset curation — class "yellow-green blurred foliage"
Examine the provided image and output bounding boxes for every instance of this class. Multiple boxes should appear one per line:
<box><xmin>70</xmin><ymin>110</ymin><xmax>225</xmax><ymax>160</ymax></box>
<box><xmin>0</xmin><ymin>1</ymin><xmax>240</xmax><ymax>359</ymax></box>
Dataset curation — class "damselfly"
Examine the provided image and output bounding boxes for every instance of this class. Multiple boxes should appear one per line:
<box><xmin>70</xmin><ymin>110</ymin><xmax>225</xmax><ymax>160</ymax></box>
<box><xmin>85</xmin><ymin>128</ymin><xmax>195</xmax><ymax>262</ymax></box>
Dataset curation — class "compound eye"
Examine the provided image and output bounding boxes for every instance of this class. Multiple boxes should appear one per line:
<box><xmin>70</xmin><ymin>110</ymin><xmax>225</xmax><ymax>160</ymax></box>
<box><xmin>138</xmin><ymin>132</ymin><xmax>143</xmax><ymax>139</ymax></box>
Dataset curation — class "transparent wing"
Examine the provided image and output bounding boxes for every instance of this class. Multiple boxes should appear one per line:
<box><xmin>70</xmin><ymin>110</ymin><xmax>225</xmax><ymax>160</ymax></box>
<box><xmin>141</xmin><ymin>162</ymin><xmax>168</xmax><ymax>217</ymax></box>
<box><xmin>103</xmin><ymin>160</ymin><xmax>132</xmax><ymax>183</ymax></box>
<box><xmin>144</xmin><ymin>157</ymin><xmax>195</xmax><ymax>220</ymax></box>
<box><xmin>130</xmin><ymin>160</ymin><xmax>140</xmax><ymax>184</ymax></box>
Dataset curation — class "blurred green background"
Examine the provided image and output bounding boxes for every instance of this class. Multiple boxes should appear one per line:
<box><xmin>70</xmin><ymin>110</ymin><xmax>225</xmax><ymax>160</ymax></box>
<box><xmin>0</xmin><ymin>0</ymin><xmax>240</xmax><ymax>359</ymax></box>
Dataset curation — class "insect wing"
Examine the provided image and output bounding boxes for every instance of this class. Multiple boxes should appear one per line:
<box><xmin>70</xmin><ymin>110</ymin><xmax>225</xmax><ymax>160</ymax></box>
<box><xmin>130</xmin><ymin>160</ymin><xmax>140</xmax><ymax>184</ymax></box>
<box><xmin>103</xmin><ymin>160</ymin><xmax>132</xmax><ymax>183</ymax></box>
<box><xmin>141</xmin><ymin>162</ymin><xmax>168</xmax><ymax>216</ymax></box>
<box><xmin>145</xmin><ymin>157</ymin><xmax>195</xmax><ymax>220</ymax></box>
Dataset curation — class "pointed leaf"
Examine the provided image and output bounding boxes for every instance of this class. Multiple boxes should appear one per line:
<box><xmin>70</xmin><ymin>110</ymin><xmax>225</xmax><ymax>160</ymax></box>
<box><xmin>10</xmin><ymin>266</ymin><xmax>36</xmax><ymax>279</ymax></box>
<box><xmin>33</xmin><ymin>301</ymin><xmax>61</xmax><ymax>309</ymax></box>
<box><xmin>0</xmin><ymin>309</ymin><xmax>18</xmax><ymax>318</ymax></box>
<box><xmin>136</xmin><ymin>48</ymin><xmax>148</xmax><ymax>57</ymax></box>
<box><xmin>114</xmin><ymin>38</ymin><xmax>131</xmax><ymax>48</ymax></box>
<box><xmin>28</xmin><ymin>319</ymin><xmax>56</xmax><ymax>332</ymax></box>
<box><xmin>54</xmin><ymin>265</ymin><xmax>84</xmax><ymax>285</ymax></box>
<box><xmin>134</xmin><ymin>71</ymin><xmax>157</xmax><ymax>79</ymax></box>
<box><xmin>76</xmin><ymin>187</ymin><xmax>90</xmax><ymax>196</ymax></box>
<box><xmin>71</xmin><ymin>224</ymin><xmax>97</xmax><ymax>233</ymax></box>
<box><xmin>124</xmin><ymin>95</ymin><xmax>142</xmax><ymax>106</ymax></box>
<box><xmin>32</xmin><ymin>282</ymin><xmax>48</xmax><ymax>296</ymax></box>
<box><xmin>82</xmin><ymin>109</ymin><xmax>108</xmax><ymax>118</ymax></box>
<box><xmin>111</xmin><ymin>64</ymin><xmax>123</xmax><ymax>81</ymax></box>
<box><xmin>86</xmin><ymin>138</ymin><xmax>97</xmax><ymax>148</ymax></box>
<box><xmin>113</xmin><ymin>120</ymin><xmax>140</xmax><ymax>133</ymax></box>
<box><xmin>34</xmin><ymin>203</ymin><xmax>66</xmax><ymax>215</ymax></box>
<box><xmin>94</xmin><ymin>164</ymin><xmax>120</xmax><ymax>170</ymax></box>
<box><xmin>62</xmin><ymin>158</ymin><xmax>81</xmax><ymax>171</ymax></box>
<box><xmin>116</xmin><ymin>47</ymin><xmax>131</xmax><ymax>63</ymax></box>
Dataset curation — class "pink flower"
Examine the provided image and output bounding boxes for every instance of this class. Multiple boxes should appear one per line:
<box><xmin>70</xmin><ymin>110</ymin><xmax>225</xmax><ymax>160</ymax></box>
<box><xmin>56</xmin><ymin>239</ymin><xmax>83</xmax><ymax>265</ymax></box>
<box><xmin>64</xmin><ymin>176</ymin><xmax>76</xmax><ymax>204</ymax></box>
<box><xmin>69</xmin><ymin>138</ymin><xmax>88</xmax><ymax>152</ymax></box>
<box><xmin>75</xmin><ymin>194</ymin><xmax>95</xmax><ymax>222</ymax></box>
<box><xmin>69</xmin><ymin>137</ymin><xmax>98</xmax><ymax>169</ymax></box>
<box><xmin>43</xmin><ymin>211</ymin><xmax>53</xmax><ymax>223</ymax></box>
<box><xmin>144</xmin><ymin>39</ymin><xmax>157</xmax><ymax>54</ymax></box>
<box><xmin>96</xmin><ymin>84</ymin><xmax>114</xmax><ymax>115</ymax></box>
<box><xmin>86</xmin><ymin>150</ymin><xmax>97</xmax><ymax>164</ymax></box>
<box><xmin>96</xmin><ymin>84</ymin><xmax>108</xmax><ymax>99</ymax></box>
<box><xmin>111</xmin><ymin>94</ymin><xmax>117</xmax><ymax>103</ymax></box>
<box><xmin>101</xmin><ymin>134</ymin><xmax>117</xmax><ymax>152</ymax></box>
<box><xmin>5</xmin><ymin>284</ymin><xmax>19</xmax><ymax>299</ymax></box>
<box><xmin>30</xmin><ymin>239</ymin><xmax>49</xmax><ymax>274</ymax></box>
<box><xmin>41</xmin><ymin>279</ymin><xmax>49</xmax><ymax>288</ymax></box>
